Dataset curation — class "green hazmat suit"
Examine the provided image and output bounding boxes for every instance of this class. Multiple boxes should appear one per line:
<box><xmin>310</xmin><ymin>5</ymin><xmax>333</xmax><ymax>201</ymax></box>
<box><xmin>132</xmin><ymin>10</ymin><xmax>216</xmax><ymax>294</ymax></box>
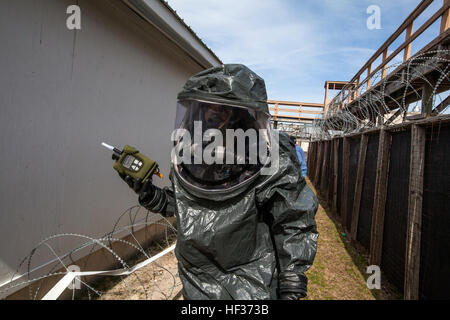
<box><xmin>138</xmin><ymin>64</ymin><xmax>319</xmax><ymax>299</ymax></box>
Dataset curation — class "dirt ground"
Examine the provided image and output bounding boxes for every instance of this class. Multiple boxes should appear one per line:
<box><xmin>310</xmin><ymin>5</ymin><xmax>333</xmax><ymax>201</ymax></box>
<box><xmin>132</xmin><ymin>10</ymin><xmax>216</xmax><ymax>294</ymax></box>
<box><xmin>305</xmin><ymin>179</ymin><xmax>399</xmax><ymax>300</ymax></box>
<box><xmin>91</xmin><ymin>179</ymin><xmax>400</xmax><ymax>300</ymax></box>
<box><xmin>94</xmin><ymin>250</ymin><xmax>183</xmax><ymax>300</ymax></box>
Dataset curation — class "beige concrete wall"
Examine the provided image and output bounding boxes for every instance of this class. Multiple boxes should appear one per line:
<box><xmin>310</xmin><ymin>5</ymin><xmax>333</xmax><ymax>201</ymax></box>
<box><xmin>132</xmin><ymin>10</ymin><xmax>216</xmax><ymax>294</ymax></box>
<box><xmin>0</xmin><ymin>0</ymin><xmax>203</xmax><ymax>295</ymax></box>
<box><xmin>300</xmin><ymin>141</ymin><xmax>310</xmax><ymax>153</ymax></box>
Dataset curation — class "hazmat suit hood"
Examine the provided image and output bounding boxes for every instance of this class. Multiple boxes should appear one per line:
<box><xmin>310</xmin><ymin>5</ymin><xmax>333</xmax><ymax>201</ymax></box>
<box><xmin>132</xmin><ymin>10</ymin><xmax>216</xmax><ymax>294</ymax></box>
<box><xmin>177</xmin><ymin>64</ymin><xmax>271</xmax><ymax>117</ymax></box>
<box><xmin>173</xmin><ymin>64</ymin><xmax>273</xmax><ymax>200</ymax></box>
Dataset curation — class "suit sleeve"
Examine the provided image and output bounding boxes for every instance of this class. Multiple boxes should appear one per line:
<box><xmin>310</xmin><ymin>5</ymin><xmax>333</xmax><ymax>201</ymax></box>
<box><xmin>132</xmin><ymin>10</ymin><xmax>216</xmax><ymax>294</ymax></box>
<box><xmin>258</xmin><ymin>133</ymin><xmax>318</xmax><ymax>298</ymax></box>
<box><xmin>269</xmin><ymin>180</ymin><xmax>318</xmax><ymax>298</ymax></box>
<box><xmin>138</xmin><ymin>173</ymin><xmax>176</xmax><ymax>217</ymax></box>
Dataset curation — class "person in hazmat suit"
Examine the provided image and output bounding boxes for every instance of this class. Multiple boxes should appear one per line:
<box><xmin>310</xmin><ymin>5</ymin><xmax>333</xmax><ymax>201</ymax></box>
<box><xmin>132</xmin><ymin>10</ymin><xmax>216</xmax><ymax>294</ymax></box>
<box><xmin>119</xmin><ymin>64</ymin><xmax>319</xmax><ymax>300</ymax></box>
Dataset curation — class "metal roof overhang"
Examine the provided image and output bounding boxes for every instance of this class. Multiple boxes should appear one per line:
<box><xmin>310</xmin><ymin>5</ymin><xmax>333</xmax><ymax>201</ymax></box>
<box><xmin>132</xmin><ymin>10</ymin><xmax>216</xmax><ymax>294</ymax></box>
<box><xmin>122</xmin><ymin>0</ymin><xmax>222</xmax><ymax>69</ymax></box>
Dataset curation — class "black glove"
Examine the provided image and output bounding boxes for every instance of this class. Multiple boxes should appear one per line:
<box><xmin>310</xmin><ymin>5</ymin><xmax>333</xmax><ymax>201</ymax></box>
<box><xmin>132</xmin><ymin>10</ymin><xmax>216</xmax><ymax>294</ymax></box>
<box><xmin>279</xmin><ymin>271</ymin><xmax>308</xmax><ymax>300</ymax></box>
<box><xmin>280</xmin><ymin>292</ymin><xmax>302</xmax><ymax>300</ymax></box>
<box><xmin>118</xmin><ymin>173</ymin><xmax>154</xmax><ymax>194</ymax></box>
<box><xmin>118</xmin><ymin>173</ymin><xmax>166</xmax><ymax>213</ymax></box>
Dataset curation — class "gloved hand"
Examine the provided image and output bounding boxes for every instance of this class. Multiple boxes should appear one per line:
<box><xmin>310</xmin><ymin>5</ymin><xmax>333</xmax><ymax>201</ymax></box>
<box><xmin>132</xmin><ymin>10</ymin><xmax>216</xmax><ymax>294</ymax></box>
<box><xmin>118</xmin><ymin>173</ymin><xmax>168</xmax><ymax>213</ymax></box>
<box><xmin>118</xmin><ymin>173</ymin><xmax>155</xmax><ymax>202</ymax></box>
<box><xmin>280</xmin><ymin>292</ymin><xmax>302</xmax><ymax>300</ymax></box>
<box><xmin>279</xmin><ymin>271</ymin><xmax>308</xmax><ymax>300</ymax></box>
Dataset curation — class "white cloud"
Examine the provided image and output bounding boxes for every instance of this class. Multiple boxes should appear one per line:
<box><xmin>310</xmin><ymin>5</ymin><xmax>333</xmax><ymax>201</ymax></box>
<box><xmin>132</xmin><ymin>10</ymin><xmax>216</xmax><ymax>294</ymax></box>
<box><xmin>167</xmin><ymin>0</ymin><xmax>421</xmax><ymax>102</ymax></box>
<box><xmin>169</xmin><ymin>0</ymin><xmax>319</xmax><ymax>67</ymax></box>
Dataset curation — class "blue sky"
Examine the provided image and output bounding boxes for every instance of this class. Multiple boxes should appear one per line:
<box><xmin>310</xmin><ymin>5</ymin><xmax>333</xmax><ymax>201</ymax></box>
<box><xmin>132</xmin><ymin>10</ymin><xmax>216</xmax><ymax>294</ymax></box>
<box><xmin>167</xmin><ymin>0</ymin><xmax>442</xmax><ymax>104</ymax></box>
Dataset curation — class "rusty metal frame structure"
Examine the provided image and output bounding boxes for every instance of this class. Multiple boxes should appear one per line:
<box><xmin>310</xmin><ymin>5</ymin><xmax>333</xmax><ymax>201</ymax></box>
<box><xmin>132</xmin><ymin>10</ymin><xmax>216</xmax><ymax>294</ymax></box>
<box><xmin>324</xmin><ymin>0</ymin><xmax>450</xmax><ymax>123</ymax></box>
<box><xmin>267</xmin><ymin>100</ymin><xmax>324</xmax><ymax>127</ymax></box>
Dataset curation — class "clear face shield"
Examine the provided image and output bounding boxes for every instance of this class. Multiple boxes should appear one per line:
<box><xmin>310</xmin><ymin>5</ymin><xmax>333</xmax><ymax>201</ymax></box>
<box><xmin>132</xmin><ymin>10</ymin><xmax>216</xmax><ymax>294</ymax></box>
<box><xmin>172</xmin><ymin>99</ymin><xmax>272</xmax><ymax>191</ymax></box>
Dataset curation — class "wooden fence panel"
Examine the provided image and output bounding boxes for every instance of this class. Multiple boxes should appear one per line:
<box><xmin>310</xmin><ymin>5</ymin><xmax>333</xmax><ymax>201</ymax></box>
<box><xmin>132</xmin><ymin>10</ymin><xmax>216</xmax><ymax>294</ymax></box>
<box><xmin>404</xmin><ymin>124</ymin><xmax>426</xmax><ymax>300</ymax></box>
<box><xmin>370</xmin><ymin>129</ymin><xmax>392</xmax><ymax>265</ymax></box>
<box><xmin>350</xmin><ymin>134</ymin><xmax>368</xmax><ymax>241</ymax></box>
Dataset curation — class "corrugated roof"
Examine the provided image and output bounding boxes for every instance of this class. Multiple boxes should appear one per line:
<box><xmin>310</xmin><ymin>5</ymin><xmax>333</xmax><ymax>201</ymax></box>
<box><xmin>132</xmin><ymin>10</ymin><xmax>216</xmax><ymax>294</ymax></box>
<box><xmin>159</xmin><ymin>0</ymin><xmax>222</xmax><ymax>65</ymax></box>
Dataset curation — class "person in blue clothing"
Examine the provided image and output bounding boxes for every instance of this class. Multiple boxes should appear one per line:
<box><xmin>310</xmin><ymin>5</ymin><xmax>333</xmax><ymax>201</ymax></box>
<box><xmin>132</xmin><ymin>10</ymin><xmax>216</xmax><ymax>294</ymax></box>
<box><xmin>290</xmin><ymin>136</ymin><xmax>307</xmax><ymax>177</ymax></box>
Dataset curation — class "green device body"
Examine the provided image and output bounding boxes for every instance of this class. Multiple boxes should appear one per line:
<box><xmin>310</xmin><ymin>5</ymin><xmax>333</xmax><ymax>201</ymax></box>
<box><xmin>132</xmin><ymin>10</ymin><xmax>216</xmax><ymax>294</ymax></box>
<box><xmin>106</xmin><ymin>144</ymin><xmax>162</xmax><ymax>181</ymax></box>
